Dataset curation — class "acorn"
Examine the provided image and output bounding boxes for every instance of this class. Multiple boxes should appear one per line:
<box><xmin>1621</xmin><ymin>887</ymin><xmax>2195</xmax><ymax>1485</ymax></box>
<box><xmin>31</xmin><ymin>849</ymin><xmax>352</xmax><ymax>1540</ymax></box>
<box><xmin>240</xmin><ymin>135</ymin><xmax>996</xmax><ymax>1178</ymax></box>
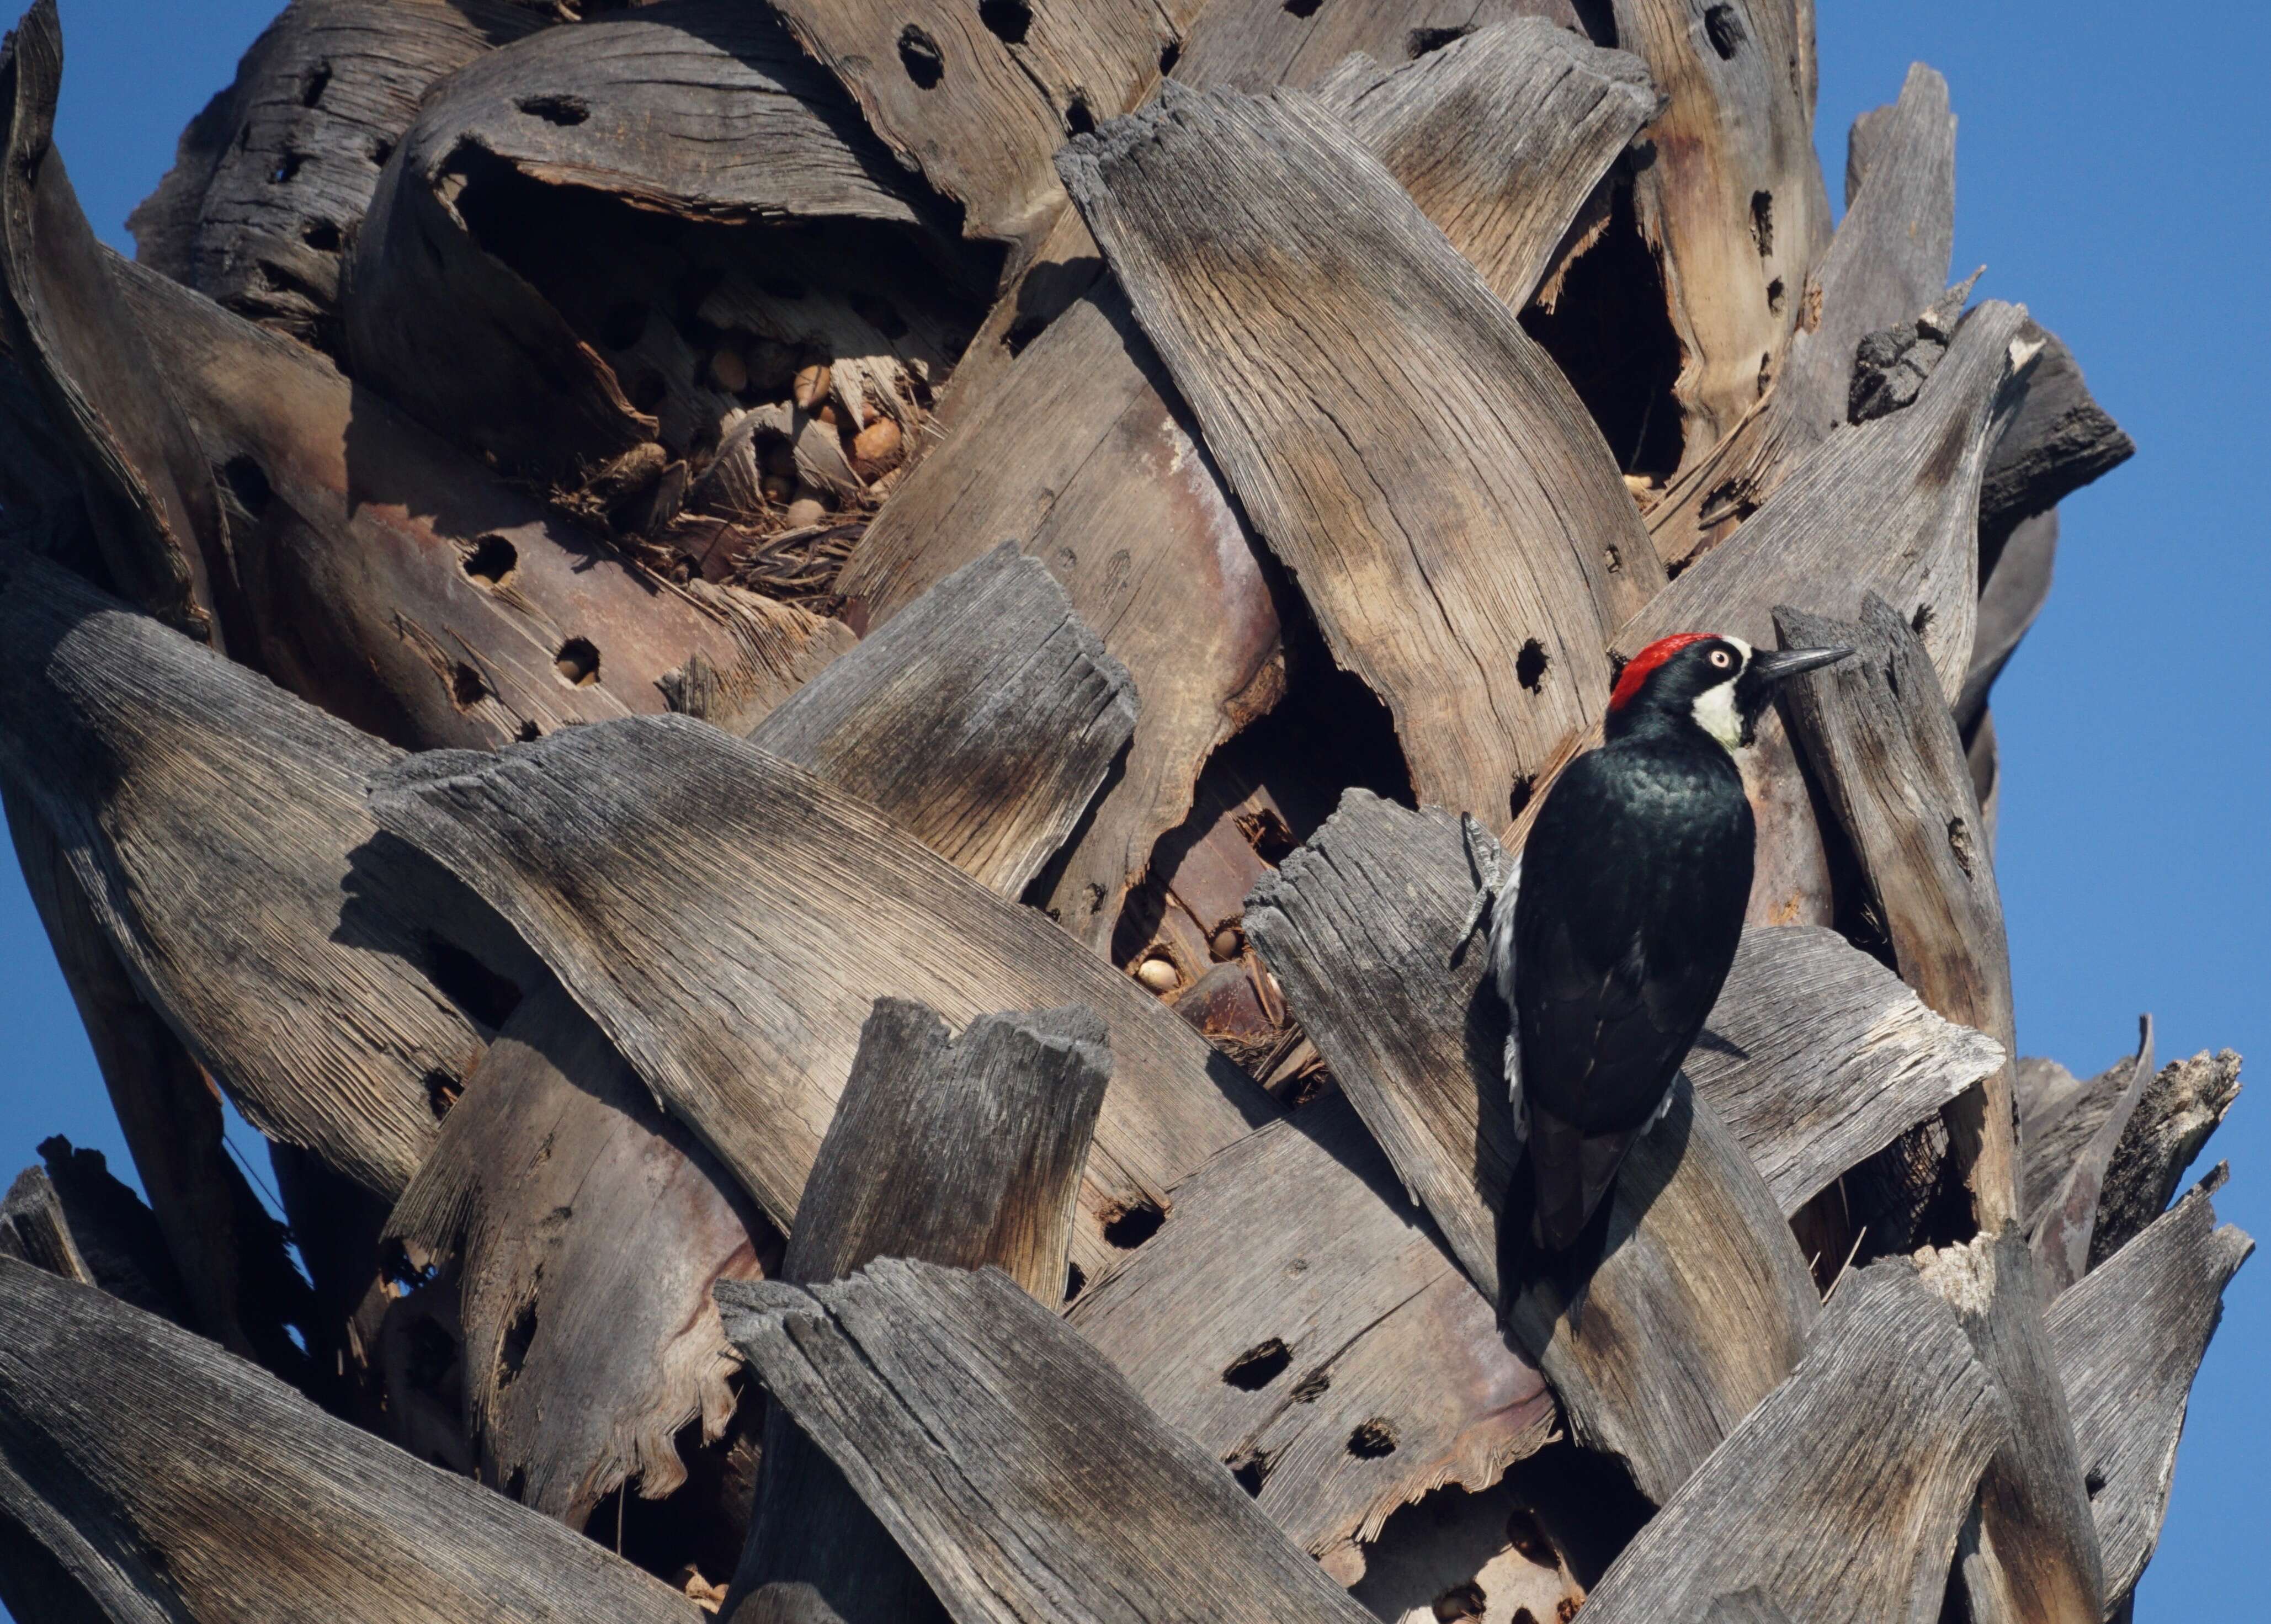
<box><xmin>792</xmin><ymin>361</ymin><xmax>832</xmax><ymax>411</ymax></box>
<box><xmin>706</xmin><ymin>347</ymin><xmax>748</xmax><ymax>393</ymax></box>
<box><xmin>1209</xmin><ymin>925</ymin><xmax>1244</xmax><ymax>961</ymax></box>
<box><xmin>1134</xmin><ymin>955</ymin><xmax>1179</xmax><ymax>994</ymax></box>
<box><xmin>851</xmin><ymin>415</ymin><xmax>902</xmax><ymax>472</ymax></box>
<box><xmin>784</xmin><ymin>496</ymin><xmax>827</xmax><ymax>528</ymax></box>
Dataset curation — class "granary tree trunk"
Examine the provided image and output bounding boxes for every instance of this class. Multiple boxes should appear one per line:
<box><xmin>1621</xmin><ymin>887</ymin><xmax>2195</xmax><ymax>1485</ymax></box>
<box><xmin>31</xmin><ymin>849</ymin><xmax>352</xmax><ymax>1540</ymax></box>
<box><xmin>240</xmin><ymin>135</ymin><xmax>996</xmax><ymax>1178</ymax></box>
<box><xmin>0</xmin><ymin>1</ymin><xmax>2238</xmax><ymax>1621</ymax></box>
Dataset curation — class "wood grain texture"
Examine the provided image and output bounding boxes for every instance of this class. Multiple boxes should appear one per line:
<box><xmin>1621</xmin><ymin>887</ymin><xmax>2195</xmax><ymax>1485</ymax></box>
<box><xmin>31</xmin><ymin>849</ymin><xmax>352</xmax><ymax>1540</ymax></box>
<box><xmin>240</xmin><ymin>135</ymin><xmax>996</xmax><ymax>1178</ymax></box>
<box><xmin>762</xmin><ymin>0</ymin><xmax>1199</xmax><ymax>253</ymax></box>
<box><xmin>0</xmin><ymin>1</ymin><xmax>222</xmax><ymax>641</ymax></box>
<box><xmin>1061</xmin><ymin>81</ymin><xmax>1661</xmax><ymax>823</ymax></box>
<box><xmin>1648</xmin><ymin>63</ymin><xmax>1955</xmax><ymax>563</ymax></box>
<box><xmin>718</xmin><ymin>1259</ymin><xmax>1381</xmax><ymax>1624</ymax></box>
<box><xmin>1775</xmin><ymin>597</ymin><xmax>2018</xmax><ymax>1230</ymax></box>
<box><xmin>345</xmin><ymin>1</ymin><xmax>950</xmax><ymax>484</ymax></box>
<box><xmin>0</xmin><ymin>1148</ymin><xmax>198</xmax><ymax>1333</ymax></box>
<box><xmin>0</xmin><ymin>544</ymin><xmax>511</xmax><ymax>1199</ymax></box>
<box><xmin>752</xmin><ymin>542</ymin><xmax>1136</xmax><ymax>897</ymax></box>
<box><xmin>0</xmin><ymin>1255</ymin><xmax>705</xmax><ymax>1623</ymax></box>
<box><xmin>2030</xmin><ymin>1019</ymin><xmax>2151</xmax><ymax>1298</ymax></box>
<box><xmin>366</xmin><ymin>716</ymin><xmax>1273</xmax><ymax>1277</ymax></box>
<box><xmin>1067</xmin><ymin>1096</ymin><xmax>1554</xmax><ymax>1582</ymax></box>
<box><xmin>2091</xmin><ymin>1050</ymin><xmax>2243</xmax><ymax>1271</ymax></box>
<box><xmin>1243</xmin><ymin>791</ymin><xmax>1816</xmax><ymax>1503</ymax></box>
<box><xmin>1575</xmin><ymin>1260</ymin><xmax>2006</xmax><ymax>1624</ymax></box>
<box><xmin>1610</xmin><ymin>0</ymin><xmax>1831</xmax><ymax>472</ymax></box>
<box><xmin>1624</xmin><ymin>299</ymin><xmax>2035</xmax><ymax>700</ymax></box>
<box><xmin>1918</xmin><ymin>1227</ymin><xmax>2106</xmax><ymax>1624</ymax></box>
<box><xmin>732</xmin><ymin>1001</ymin><xmax>1110</xmax><ymax>1624</ymax></box>
<box><xmin>2049</xmin><ymin>1175</ymin><xmax>2253</xmax><ymax>1611</ymax></box>
<box><xmin>125</xmin><ymin>0</ymin><xmax>547</xmax><ymax>354</ymax></box>
<box><xmin>1173</xmin><ymin>0</ymin><xmax>1587</xmax><ymax>93</ymax></box>
<box><xmin>2017</xmin><ymin>1049</ymin><xmax>2125</xmax><ymax>1233</ymax></box>
<box><xmin>382</xmin><ymin>981</ymin><xmax>769</xmax><ymax>1526</ymax></box>
<box><xmin>1979</xmin><ymin>324</ymin><xmax>2133</xmax><ymax>557</ymax></box>
<box><xmin>4</xmin><ymin>774</ymin><xmax>313</xmax><ymax>1380</ymax></box>
<box><xmin>113</xmin><ymin>250</ymin><xmax>849</xmax><ymax>750</ymax></box>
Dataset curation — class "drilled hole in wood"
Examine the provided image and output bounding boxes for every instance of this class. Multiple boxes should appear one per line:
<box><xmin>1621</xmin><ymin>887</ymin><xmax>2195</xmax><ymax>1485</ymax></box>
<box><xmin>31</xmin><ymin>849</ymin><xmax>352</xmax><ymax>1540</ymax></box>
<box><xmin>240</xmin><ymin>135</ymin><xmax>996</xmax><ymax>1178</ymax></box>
<box><xmin>1284</xmin><ymin>0</ymin><xmax>1323</xmax><ymax>15</ymax></box>
<box><xmin>898</xmin><ymin>26</ymin><xmax>945</xmax><ymax>89</ymax></box>
<box><xmin>1704</xmin><ymin>4</ymin><xmax>1743</xmax><ymax>58</ymax></box>
<box><xmin>497</xmin><ymin>1301</ymin><xmax>538</xmax><ymax>1389</ymax></box>
<box><xmin>1159</xmin><ymin>39</ymin><xmax>1181</xmax><ymax>74</ymax></box>
<box><xmin>2086</xmin><ymin>1467</ymin><xmax>2108</xmax><ymax>1498</ymax></box>
<box><xmin>1064</xmin><ymin>1260</ymin><xmax>1087</xmax><ymax>1303</ymax></box>
<box><xmin>504</xmin><ymin>1467</ymin><xmax>527</xmax><ymax>1503</ymax></box>
<box><xmin>1767</xmin><ymin>276</ymin><xmax>1785</xmax><ymax>313</ymax></box>
<box><xmin>555</xmin><ymin>637</ymin><xmax>601</xmax><ymax>686</ymax></box>
<box><xmin>1102</xmin><ymin>1199</ymin><xmax>1165</xmax><ymax>1249</ymax></box>
<box><xmin>978</xmin><ymin>0</ymin><xmax>1032</xmax><ymax>44</ymax></box>
<box><xmin>1222</xmin><ymin>1338</ymin><xmax>1292</xmax><ymax>1390</ymax></box>
<box><xmin>1946</xmin><ymin>817</ymin><xmax>1976</xmax><ymax>878</ymax></box>
<box><xmin>1066</xmin><ymin>98</ymin><xmax>1095</xmax><ymax>136</ymax></box>
<box><xmin>371</xmin><ymin>139</ymin><xmax>395</xmax><ymax>169</ymax></box>
<box><xmin>1750</xmin><ymin>189</ymin><xmax>1774</xmax><ymax>257</ymax></box>
<box><xmin>270</xmin><ymin>152</ymin><xmax>305</xmax><ymax>185</ymax></box>
<box><xmin>1347</xmin><ymin>1416</ymin><xmax>1399</xmax><ymax>1457</ymax></box>
<box><xmin>517</xmin><ymin>93</ymin><xmax>589</xmax><ymax>126</ymax></box>
<box><xmin>301</xmin><ymin>219</ymin><xmax>341</xmax><ymax>252</ymax></box>
<box><xmin>1911</xmin><ymin>601</ymin><xmax>1934</xmax><ymax>635</ymax></box>
<box><xmin>1433</xmin><ymin>1581</ymin><xmax>1488</xmax><ymax>1621</ymax></box>
<box><xmin>516</xmin><ymin>718</ymin><xmax>543</xmax><ymax>743</ymax></box>
<box><xmin>1290</xmin><ymin>1368</ymin><xmax>1330</xmax><ymax>1403</ymax></box>
<box><xmin>1407</xmin><ymin>25</ymin><xmax>1469</xmax><ymax>57</ymax></box>
<box><xmin>464</xmin><ymin>533</ymin><xmax>518</xmax><ymax>586</ymax></box>
<box><xmin>1509</xmin><ymin>773</ymin><xmax>1536</xmax><ymax>821</ymax></box>
<box><xmin>1516</xmin><ymin>638</ymin><xmax>1550</xmax><ymax>691</ymax></box>
<box><xmin>450</xmin><ymin>662</ymin><xmax>487</xmax><ymax>709</ymax></box>
<box><xmin>1505</xmin><ymin>1506</ymin><xmax>1556</xmax><ymax>1565</ymax></box>
<box><xmin>424</xmin><ymin>1068</ymin><xmax>464</xmax><ymax>1120</ymax></box>
<box><xmin>221</xmin><ymin>455</ymin><xmax>273</xmax><ymax>517</ymax></box>
<box><xmin>300</xmin><ymin>61</ymin><xmax>331</xmax><ymax>108</ymax></box>
<box><xmin>1227</xmin><ymin>1450</ymin><xmax>1272</xmax><ymax>1496</ymax></box>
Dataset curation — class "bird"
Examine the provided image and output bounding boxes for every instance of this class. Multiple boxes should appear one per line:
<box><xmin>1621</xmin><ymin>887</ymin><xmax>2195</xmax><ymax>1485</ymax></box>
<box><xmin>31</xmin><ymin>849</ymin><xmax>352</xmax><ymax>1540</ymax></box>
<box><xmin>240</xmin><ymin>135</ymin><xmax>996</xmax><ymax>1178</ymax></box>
<box><xmin>1458</xmin><ymin>632</ymin><xmax>1852</xmax><ymax>1272</ymax></box>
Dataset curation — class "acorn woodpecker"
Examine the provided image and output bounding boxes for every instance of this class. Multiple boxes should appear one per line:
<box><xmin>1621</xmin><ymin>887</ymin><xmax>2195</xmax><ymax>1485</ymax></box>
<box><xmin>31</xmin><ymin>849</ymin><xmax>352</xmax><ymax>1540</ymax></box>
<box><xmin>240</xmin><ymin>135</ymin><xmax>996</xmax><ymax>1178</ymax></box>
<box><xmin>1460</xmin><ymin>632</ymin><xmax>1852</xmax><ymax>1264</ymax></box>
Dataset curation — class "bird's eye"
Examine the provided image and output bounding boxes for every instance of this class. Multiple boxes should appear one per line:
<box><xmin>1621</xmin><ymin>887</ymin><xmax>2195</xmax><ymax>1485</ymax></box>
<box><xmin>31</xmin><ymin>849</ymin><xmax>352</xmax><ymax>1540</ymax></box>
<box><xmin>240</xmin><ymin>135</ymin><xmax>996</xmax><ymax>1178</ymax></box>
<box><xmin>1709</xmin><ymin>649</ymin><xmax>1733</xmax><ymax>669</ymax></box>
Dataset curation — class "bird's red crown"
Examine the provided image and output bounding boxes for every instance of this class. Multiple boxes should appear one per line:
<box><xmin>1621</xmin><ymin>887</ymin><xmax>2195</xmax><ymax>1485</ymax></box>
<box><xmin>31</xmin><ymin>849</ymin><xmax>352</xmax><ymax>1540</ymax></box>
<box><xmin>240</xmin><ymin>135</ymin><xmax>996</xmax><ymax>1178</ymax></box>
<box><xmin>1609</xmin><ymin>633</ymin><xmax>1719</xmax><ymax>711</ymax></box>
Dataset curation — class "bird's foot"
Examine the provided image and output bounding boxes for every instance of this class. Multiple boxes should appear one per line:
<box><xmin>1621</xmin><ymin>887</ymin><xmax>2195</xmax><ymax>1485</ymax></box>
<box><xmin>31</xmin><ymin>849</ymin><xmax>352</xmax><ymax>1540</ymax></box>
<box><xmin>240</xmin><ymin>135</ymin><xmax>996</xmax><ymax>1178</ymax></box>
<box><xmin>1450</xmin><ymin>812</ymin><xmax>1502</xmax><ymax>965</ymax></box>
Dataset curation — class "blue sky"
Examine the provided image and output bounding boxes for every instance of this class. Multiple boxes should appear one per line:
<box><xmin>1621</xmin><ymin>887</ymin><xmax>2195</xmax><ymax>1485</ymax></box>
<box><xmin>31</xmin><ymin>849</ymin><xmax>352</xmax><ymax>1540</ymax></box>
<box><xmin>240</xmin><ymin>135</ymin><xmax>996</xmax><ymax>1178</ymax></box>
<box><xmin>2</xmin><ymin>2</ymin><xmax>2261</xmax><ymax>1615</ymax></box>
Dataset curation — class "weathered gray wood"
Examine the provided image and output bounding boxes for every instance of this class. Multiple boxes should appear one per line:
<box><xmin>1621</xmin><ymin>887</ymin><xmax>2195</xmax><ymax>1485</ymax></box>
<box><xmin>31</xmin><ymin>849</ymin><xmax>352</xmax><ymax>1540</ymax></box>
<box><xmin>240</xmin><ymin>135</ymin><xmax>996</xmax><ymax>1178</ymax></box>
<box><xmin>0</xmin><ymin>1255</ymin><xmax>704</xmax><ymax>1622</ymax></box>
<box><xmin>1775</xmin><ymin>597</ymin><xmax>2019</xmax><ymax>1231</ymax></box>
<box><xmin>1610</xmin><ymin>0</ymin><xmax>1831</xmax><ymax>473</ymax></box>
<box><xmin>5</xmin><ymin>771</ymin><xmax>313</xmax><ymax>1380</ymax></box>
<box><xmin>0</xmin><ymin>544</ymin><xmax>520</xmax><ymax>1199</ymax></box>
<box><xmin>1574</xmin><ymin>1261</ymin><xmax>2004</xmax><ymax>1624</ymax></box>
<box><xmin>1649</xmin><ymin>64</ymin><xmax>1956</xmax><ymax>564</ymax></box>
<box><xmin>2</xmin><ymin>1142</ymin><xmax>195</xmax><ymax>1335</ymax></box>
<box><xmin>0</xmin><ymin>1</ymin><xmax>223</xmax><ymax>641</ymax></box>
<box><xmin>1980</xmin><ymin>324</ymin><xmax>2134</xmax><ymax>557</ymax></box>
<box><xmin>2091</xmin><ymin>1049</ymin><xmax>2244</xmax><ymax>1270</ymax></box>
<box><xmin>719</xmin><ymin>1259</ymin><xmax>1381</xmax><ymax>1624</ymax></box>
<box><xmin>367</xmin><ymin>716</ymin><xmax>1273</xmax><ymax>1277</ymax></box>
<box><xmin>345</xmin><ymin>1</ymin><xmax>960</xmax><ymax>484</ymax></box>
<box><xmin>1959</xmin><ymin>508</ymin><xmax>2057</xmax><ymax>736</ymax></box>
<box><xmin>2018</xmin><ymin>1048</ymin><xmax>2126</xmax><ymax>1231</ymax></box>
<box><xmin>1918</xmin><ymin>1227</ymin><xmax>2107</xmax><ymax>1624</ymax></box>
<box><xmin>1061</xmin><ymin>81</ymin><xmax>1661</xmax><ymax>823</ymax></box>
<box><xmin>761</xmin><ymin>0</ymin><xmax>1199</xmax><ymax>254</ymax></box>
<box><xmin>1173</xmin><ymin>0</ymin><xmax>1587</xmax><ymax>93</ymax></box>
<box><xmin>113</xmin><ymin>250</ymin><xmax>849</xmax><ymax>750</ymax></box>
<box><xmin>1310</xmin><ymin>22</ymin><xmax>1660</xmax><ymax>313</ymax></box>
<box><xmin>752</xmin><ymin>543</ymin><xmax>1137</xmax><ymax>897</ymax></box>
<box><xmin>2031</xmin><ymin>1018</ymin><xmax>2152</xmax><ymax>1297</ymax></box>
<box><xmin>0</xmin><ymin>1167</ymin><xmax>91</xmax><ymax>1286</ymax></box>
<box><xmin>127</xmin><ymin>0</ymin><xmax>547</xmax><ymax>354</ymax></box>
<box><xmin>1627</xmin><ymin>300</ymin><xmax>2035</xmax><ymax>700</ymax></box>
<box><xmin>731</xmin><ymin>1001</ymin><xmax>1111</xmax><ymax>1624</ymax></box>
<box><xmin>1066</xmin><ymin>1095</ymin><xmax>1555</xmax><ymax>1584</ymax></box>
<box><xmin>2050</xmin><ymin>1174</ymin><xmax>2253</xmax><ymax>1611</ymax></box>
<box><xmin>382</xmin><ymin>981</ymin><xmax>769</xmax><ymax>1526</ymax></box>
<box><xmin>1244</xmin><ymin>792</ymin><xmax>1827</xmax><ymax>1504</ymax></box>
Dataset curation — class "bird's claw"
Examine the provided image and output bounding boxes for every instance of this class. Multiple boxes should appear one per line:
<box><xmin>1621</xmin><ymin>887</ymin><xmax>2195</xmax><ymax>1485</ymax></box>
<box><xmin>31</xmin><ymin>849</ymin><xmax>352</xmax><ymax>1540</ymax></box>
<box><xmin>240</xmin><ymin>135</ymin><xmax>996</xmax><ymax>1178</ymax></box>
<box><xmin>1451</xmin><ymin>812</ymin><xmax>1501</xmax><ymax>965</ymax></box>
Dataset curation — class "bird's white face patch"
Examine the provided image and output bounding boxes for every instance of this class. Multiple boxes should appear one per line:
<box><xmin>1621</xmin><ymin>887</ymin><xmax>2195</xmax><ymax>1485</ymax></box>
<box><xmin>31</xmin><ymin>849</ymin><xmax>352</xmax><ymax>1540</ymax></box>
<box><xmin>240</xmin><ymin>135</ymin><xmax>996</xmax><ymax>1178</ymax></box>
<box><xmin>1690</xmin><ymin>636</ymin><xmax>1752</xmax><ymax>753</ymax></box>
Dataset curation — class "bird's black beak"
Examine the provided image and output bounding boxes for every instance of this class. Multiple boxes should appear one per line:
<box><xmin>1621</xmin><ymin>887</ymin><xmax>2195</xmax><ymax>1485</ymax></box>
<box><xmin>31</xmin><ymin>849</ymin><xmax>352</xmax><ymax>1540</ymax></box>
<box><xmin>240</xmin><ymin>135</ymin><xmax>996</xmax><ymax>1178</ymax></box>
<box><xmin>1748</xmin><ymin>645</ymin><xmax>1853</xmax><ymax>687</ymax></box>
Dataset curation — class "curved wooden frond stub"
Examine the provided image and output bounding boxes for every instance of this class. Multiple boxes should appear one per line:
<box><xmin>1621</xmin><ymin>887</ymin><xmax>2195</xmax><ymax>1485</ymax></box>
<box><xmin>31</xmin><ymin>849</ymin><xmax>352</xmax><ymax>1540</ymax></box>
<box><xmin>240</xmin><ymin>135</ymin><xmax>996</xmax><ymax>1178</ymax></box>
<box><xmin>366</xmin><ymin>716</ymin><xmax>1274</xmax><ymax>1277</ymax></box>
<box><xmin>1173</xmin><ymin>0</ymin><xmax>1589</xmax><ymax>91</ymax></box>
<box><xmin>2050</xmin><ymin>1174</ymin><xmax>2253</xmax><ymax>1610</ymax></box>
<box><xmin>1244</xmin><ymin>791</ymin><xmax>1817</xmax><ymax>1505</ymax></box>
<box><xmin>0</xmin><ymin>1256</ymin><xmax>706</xmax><ymax>1623</ymax></box>
<box><xmin>382</xmin><ymin>982</ymin><xmax>769</xmax><ymax>1529</ymax></box>
<box><xmin>1610</xmin><ymin>0</ymin><xmax>1831</xmax><ymax>472</ymax></box>
<box><xmin>125</xmin><ymin>0</ymin><xmax>549</xmax><ymax>354</ymax></box>
<box><xmin>1649</xmin><ymin>62</ymin><xmax>1957</xmax><ymax>565</ymax></box>
<box><xmin>753</xmin><ymin>542</ymin><xmax>1137</xmax><ymax>898</ymax></box>
<box><xmin>1959</xmin><ymin>509</ymin><xmax>2057</xmax><ymax>736</ymax></box>
<box><xmin>113</xmin><ymin>251</ymin><xmax>849</xmax><ymax>750</ymax></box>
<box><xmin>719</xmin><ymin>1260</ymin><xmax>1383</xmax><ymax>1624</ymax></box>
<box><xmin>1068</xmin><ymin>1096</ymin><xmax>1555</xmax><ymax>1583</ymax></box>
<box><xmin>1061</xmin><ymin>82</ymin><xmax>1657</xmax><ymax>822</ymax></box>
<box><xmin>0</xmin><ymin>545</ymin><xmax>522</xmax><ymax>1199</ymax></box>
<box><xmin>2090</xmin><ymin>1050</ymin><xmax>2244</xmax><ymax>1271</ymax></box>
<box><xmin>1979</xmin><ymin>324</ymin><xmax>2134</xmax><ymax>557</ymax></box>
<box><xmin>733</xmin><ymin>1000</ymin><xmax>1111</xmax><ymax>1624</ymax></box>
<box><xmin>0</xmin><ymin>0</ymin><xmax>223</xmax><ymax>641</ymax></box>
<box><xmin>1575</xmin><ymin>1261</ymin><xmax>2006</xmax><ymax>1624</ymax></box>
<box><xmin>345</xmin><ymin>1</ymin><xmax>970</xmax><ymax>485</ymax></box>
<box><xmin>2029</xmin><ymin>1018</ymin><xmax>2153</xmax><ymax>1298</ymax></box>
